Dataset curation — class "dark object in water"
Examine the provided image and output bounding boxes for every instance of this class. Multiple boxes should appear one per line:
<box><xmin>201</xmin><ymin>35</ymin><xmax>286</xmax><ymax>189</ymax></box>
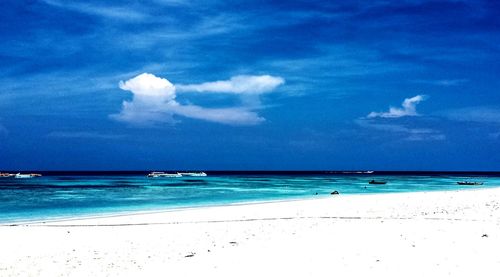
<box><xmin>369</xmin><ymin>180</ymin><xmax>387</xmax><ymax>185</ymax></box>
<box><xmin>457</xmin><ymin>181</ymin><xmax>483</xmax><ymax>186</ymax></box>
<box><xmin>331</xmin><ymin>190</ymin><xmax>339</xmax><ymax>195</ymax></box>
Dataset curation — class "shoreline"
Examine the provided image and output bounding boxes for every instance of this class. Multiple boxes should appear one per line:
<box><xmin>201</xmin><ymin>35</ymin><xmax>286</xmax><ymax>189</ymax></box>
<box><xmin>1</xmin><ymin>187</ymin><xmax>499</xmax><ymax>276</ymax></box>
<box><xmin>2</xmin><ymin>185</ymin><xmax>493</xmax><ymax>226</ymax></box>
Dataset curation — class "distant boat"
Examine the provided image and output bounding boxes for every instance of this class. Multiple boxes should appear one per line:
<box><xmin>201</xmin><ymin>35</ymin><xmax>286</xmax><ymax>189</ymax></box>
<box><xmin>457</xmin><ymin>181</ymin><xmax>483</xmax><ymax>186</ymax></box>
<box><xmin>341</xmin><ymin>171</ymin><xmax>374</xmax><ymax>174</ymax></box>
<box><xmin>369</xmin><ymin>180</ymin><xmax>387</xmax><ymax>185</ymax></box>
<box><xmin>178</xmin><ymin>172</ymin><xmax>207</xmax><ymax>177</ymax></box>
<box><xmin>0</xmin><ymin>173</ymin><xmax>14</xmax><ymax>178</ymax></box>
<box><xmin>14</xmin><ymin>173</ymin><xmax>41</xmax><ymax>179</ymax></box>
<box><xmin>147</xmin><ymin>172</ymin><xmax>182</xmax><ymax>178</ymax></box>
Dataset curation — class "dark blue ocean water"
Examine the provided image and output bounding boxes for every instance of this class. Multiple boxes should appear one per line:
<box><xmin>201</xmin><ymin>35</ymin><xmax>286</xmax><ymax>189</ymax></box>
<box><xmin>0</xmin><ymin>173</ymin><xmax>499</xmax><ymax>223</ymax></box>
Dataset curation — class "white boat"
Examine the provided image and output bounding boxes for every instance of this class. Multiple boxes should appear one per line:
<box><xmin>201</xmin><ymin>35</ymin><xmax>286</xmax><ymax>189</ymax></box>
<box><xmin>15</xmin><ymin>173</ymin><xmax>34</xmax><ymax>179</ymax></box>
<box><xmin>178</xmin><ymin>172</ymin><xmax>207</xmax><ymax>177</ymax></box>
<box><xmin>457</xmin><ymin>181</ymin><xmax>483</xmax><ymax>186</ymax></box>
<box><xmin>147</xmin><ymin>172</ymin><xmax>182</xmax><ymax>178</ymax></box>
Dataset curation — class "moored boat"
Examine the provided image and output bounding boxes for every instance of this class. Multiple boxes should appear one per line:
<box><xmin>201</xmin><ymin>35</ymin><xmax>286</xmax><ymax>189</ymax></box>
<box><xmin>147</xmin><ymin>172</ymin><xmax>182</xmax><ymax>178</ymax></box>
<box><xmin>0</xmin><ymin>172</ymin><xmax>15</xmax><ymax>178</ymax></box>
<box><xmin>457</xmin><ymin>181</ymin><xmax>483</xmax><ymax>186</ymax></box>
<box><xmin>178</xmin><ymin>172</ymin><xmax>207</xmax><ymax>177</ymax></box>
<box><xmin>15</xmin><ymin>173</ymin><xmax>36</xmax><ymax>179</ymax></box>
<box><xmin>369</xmin><ymin>180</ymin><xmax>387</xmax><ymax>185</ymax></box>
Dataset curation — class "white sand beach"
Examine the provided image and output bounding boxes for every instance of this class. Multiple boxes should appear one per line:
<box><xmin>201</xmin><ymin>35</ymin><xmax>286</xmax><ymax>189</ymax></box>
<box><xmin>1</xmin><ymin>188</ymin><xmax>500</xmax><ymax>276</ymax></box>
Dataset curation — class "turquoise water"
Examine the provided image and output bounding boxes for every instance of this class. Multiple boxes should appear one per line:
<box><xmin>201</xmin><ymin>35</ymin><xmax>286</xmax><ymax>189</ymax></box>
<box><xmin>0</xmin><ymin>173</ymin><xmax>498</xmax><ymax>223</ymax></box>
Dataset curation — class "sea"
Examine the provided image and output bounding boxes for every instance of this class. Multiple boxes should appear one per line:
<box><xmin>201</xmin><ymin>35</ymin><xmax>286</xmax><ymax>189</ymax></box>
<box><xmin>1</xmin><ymin>171</ymin><xmax>499</xmax><ymax>224</ymax></box>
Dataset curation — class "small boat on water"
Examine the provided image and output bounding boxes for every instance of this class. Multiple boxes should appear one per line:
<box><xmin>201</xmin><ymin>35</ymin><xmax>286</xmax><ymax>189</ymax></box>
<box><xmin>369</xmin><ymin>180</ymin><xmax>387</xmax><ymax>185</ymax></box>
<box><xmin>178</xmin><ymin>172</ymin><xmax>207</xmax><ymax>177</ymax></box>
<box><xmin>0</xmin><ymin>173</ymin><xmax>15</xmax><ymax>178</ymax></box>
<box><xmin>147</xmin><ymin>172</ymin><xmax>182</xmax><ymax>178</ymax></box>
<box><xmin>14</xmin><ymin>173</ymin><xmax>41</xmax><ymax>179</ymax></box>
<box><xmin>342</xmin><ymin>171</ymin><xmax>375</xmax><ymax>174</ymax></box>
<box><xmin>457</xmin><ymin>181</ymin><xmax>483</xmax><ymax>186</ymax></box>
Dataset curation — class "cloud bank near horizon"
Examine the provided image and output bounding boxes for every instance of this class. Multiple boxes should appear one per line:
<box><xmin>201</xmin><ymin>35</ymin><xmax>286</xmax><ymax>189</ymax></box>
<box><xmin>111</xmin><ymin>73</ymin><xmax>282</xmax><ymax>126</ymax></box>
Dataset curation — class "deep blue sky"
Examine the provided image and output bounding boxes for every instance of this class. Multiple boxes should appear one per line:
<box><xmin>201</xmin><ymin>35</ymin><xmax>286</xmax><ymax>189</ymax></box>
<box><xmin>1</xmin><ymin>0</ymin><xmax>500</xmax><ymax>170</ymax></box>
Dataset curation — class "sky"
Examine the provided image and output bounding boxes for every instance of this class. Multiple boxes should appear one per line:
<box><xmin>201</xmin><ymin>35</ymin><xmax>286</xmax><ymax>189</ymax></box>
<box><xmin>1</xmin><ymin>0</ymin><xmax>500</xmax><ymax>171</ymax></box>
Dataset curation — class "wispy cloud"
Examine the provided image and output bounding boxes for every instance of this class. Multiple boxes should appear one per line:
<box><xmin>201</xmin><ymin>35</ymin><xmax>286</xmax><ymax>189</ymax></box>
<box><xmin>405</xmin><ymin>130</ymin><xmax>446</xmax><ymax>141</ymax></box>
<box><xmin>359</xmin><ymin>95</ymin><xmax>444</xmax><ymax>140</ymax></box>
<box><xmin>367</xmin><ymin>95</ymin><xmax>427</xmax><ymax>118</ymax></box>
<box><xmin>489</xmin><ymin>131</ymin><xmax>500</xmax><ymax>139</ymax></box>
<box><xmin>441</xmin><ymin>106</ymin><xmax>500</xmax><ymax>124</ymax></box>
<box><xmin>177</xmin><ymin>75</ymin><xmax>285</xmax><ymax>94</ymax></box>
<box><xmin>46</xmin><ymin>131</ymin><xmax>125</xmax><ymax>140</ymax></box>
<box><xmin>171</xmin><ymin>105</ymin><xmax>264</xmax><ymax>125</ymax></box>
<box><xmin>439</xmin><ymin>106</ymin><xmax>500</xmax><ymax>140</ymax></box>
<box><xmin>111</xmin><ymin>73</ymin><xmax>280</xmax><ymax>126</ymax></box>
<box><xmin>413</xmin><ymin>79</ymin><xmax>468</xmax><ymax>86</ymax></box>
<box><xmin>42</xmin><ymin>0</ymin><xmax>146</xmax><ymax>21</ymax></box>
<box><xmin>355</xmin><ymin>119</ymin><xmax>445</xmax><ymax>141</ymax></box>
<box><xmin>151</xmin><ymin>0</ymin><xmax>191</xmax><ymax>6</ymax></box>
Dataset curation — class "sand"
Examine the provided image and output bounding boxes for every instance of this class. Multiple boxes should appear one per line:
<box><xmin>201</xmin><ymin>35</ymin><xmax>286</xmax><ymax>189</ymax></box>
<box><xmin>1</xmin><ymin>188</ymin><xmax>500</xmax><ymax>276</ymax></box>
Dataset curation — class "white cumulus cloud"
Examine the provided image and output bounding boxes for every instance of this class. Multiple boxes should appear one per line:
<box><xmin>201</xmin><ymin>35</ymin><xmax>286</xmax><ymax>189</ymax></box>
<box><xmin>176</xmin><ymin>75</ymin><xmax>285</xmax><ymax>94</ymax></box>
<box><xmin>367</xmin><ymin>95</ymin><xmax>427</xmax><ymax>118</ymax></box>
<box><xmin>111</xmin><ymin>73</ymin><xmax>178</xmax><ymax>125</ymax></box>
<box><xmin>119</xmin><ymin>73</ymin><xmax>176</xmax><ymax>98</ymax></box>
<box><xmin>111</xmin><ymin>73</ymin><xmax>280</xmax><ymax>126</ymax></box>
